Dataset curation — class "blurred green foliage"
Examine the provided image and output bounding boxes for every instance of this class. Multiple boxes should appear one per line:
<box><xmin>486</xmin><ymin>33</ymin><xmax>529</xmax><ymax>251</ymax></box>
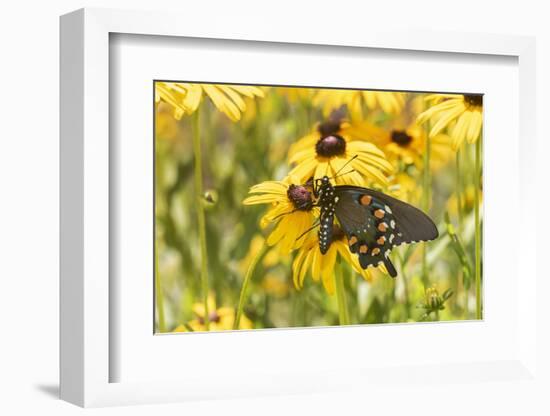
<box><xmin>154</xmin><ymin>85</ymin><xmax>482</xmax><ymax>332</ymax></box>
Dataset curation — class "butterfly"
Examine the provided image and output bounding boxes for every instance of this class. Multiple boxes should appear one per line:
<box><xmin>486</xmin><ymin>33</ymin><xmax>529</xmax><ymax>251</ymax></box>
<box><xmin>309</xmin><ymin>174</ymin><xmax>438</xmax><ymax>278</ymax></box>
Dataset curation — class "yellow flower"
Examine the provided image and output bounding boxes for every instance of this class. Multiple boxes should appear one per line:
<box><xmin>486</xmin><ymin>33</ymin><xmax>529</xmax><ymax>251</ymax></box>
<box><xmin>287</xmin><ymin>119</ymin><xmax>393</xmax><ymax>187</ymax></box>
<box><xmin>243</xmin><ymin>178</ymin><xmax>317</xmax><ymax>253</ymax></box>
<box><xmin>313</xmin><ymin>89</ymin><xmax>406</xmax><ymax>118</ymax></box>
<box><xmin>370</xmin><ymin>123</ymin><xmax>452</xmax><ymax>171</ymax></box>
<box><xmin>292</xmin><ymin>225</ymin><xmax>374</xmax><ymax>295</ymax></box>
<box><xmin>416</xmin><ymin>94</ymin><xmax>483</xmax><ymax>150</ymax></box>
<box><xmin>173</xmin><ymin>295</ymin><xmax>252</xmax><ymax>332</ymax></box>
<box><xmin>155</xmin><ymin>82</ymin><xmax>264</xmax><ymax>122</ymax></box>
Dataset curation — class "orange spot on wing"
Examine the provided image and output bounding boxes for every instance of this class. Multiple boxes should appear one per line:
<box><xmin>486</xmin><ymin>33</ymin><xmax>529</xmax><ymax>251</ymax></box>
<box><xmin>360</xmin><ymin>195</ymin><xmax>372</xmax><ymax>205</ymax></box>
<box><xmin>378</xmin><ymin>222</ymin><xmax>388</xmax><ymax>232</ymax></box>
<box><xmin>371</xmin><ymin>247</ymin><xmax>381</xmax><ymax>256</ymax></box>
<box><xmin>374</xmin><ymin>209</ymin><xmax>385</xmax><ymax>219</ymax></box>
<box><xmin>377</xmin><ymin>236</ymin><xmax>386</xmax><ymax>245</ymax></box>
<box><xmin>359</xmin><ymin>244</ymin><xmax>368</xmax><ymax>254</ymax></box>
<box><xmin>349</xmin><ymin>236</ymin><xmax>358</xmax><ymax>246</ymax></box>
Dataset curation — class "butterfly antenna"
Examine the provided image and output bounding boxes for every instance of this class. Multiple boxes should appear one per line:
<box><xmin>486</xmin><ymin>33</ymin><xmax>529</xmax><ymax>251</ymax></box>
<box><xmin>270</xmin><ymin>200</ymin><xmax>314</xmax><ymax>222</ymax></box>
<box><xmin>333</xmin><ymin>154</ymin><xmax>358</xmax><ymax>177</ymax></box>
<box><xmin>332</xmin><ymin>168</ymin><xmax>356</xmax><ymax>180</ymax></box>
<box><xmin>271</xmin><ymin>208</ymin><xmax>298</xmax><ymax>221</ymax></box>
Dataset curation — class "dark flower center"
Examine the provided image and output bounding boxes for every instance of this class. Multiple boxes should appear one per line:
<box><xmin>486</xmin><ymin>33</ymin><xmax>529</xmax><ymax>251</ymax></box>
<box><xmin>287</xmin><ymin>184</ymin><xmax>313</xmax><ymax>210</ymax></box>
<box><xmin>391</xmin><ymin>130</ymin><xmax>413</xmax><ymax>147</ymax></box>
<box><xmin>463</xmin><ymin>94</ymin><xmax>483</xmax><ymax>107</ymax></box>
<box><xmin>198</xmin><ymin>311</ymin><xmax>221</xmax><ymax>325</ymax></box>
<box><xmin>315</xmin><ymin>135</ymin><xmax>347</xmax><ymax>157</ymax></box>
<box><xmin>317</xmin><ymin>119</ymin><xmax>342</xmax><ymax>137</ymax></box>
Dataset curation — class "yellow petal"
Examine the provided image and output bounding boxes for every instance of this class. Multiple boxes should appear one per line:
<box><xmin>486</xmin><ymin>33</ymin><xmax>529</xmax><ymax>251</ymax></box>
<box><xmin>363</xmin><ymin>91</ymin><xmax>377</xmax><ymax>110</ymax></box>
<box><xmin>353</xmin><ymin>158</ymin><xmax>389</xmax><ymax>186</ymax></box>
<box><xmin>266</xmin><ymin>216</ymin><xmax>289</xmax><ymax>247</ymax></box>
<box><xmin>311</xmin><ymin>248</ymin><xmax>322</xmax><ymax>282</ymax></box>
<box><xmin>182</xmin><ymin>84</ymin><xmax>203</xmax><ymax>112</ymax></box>
<box><xmin>288</xmin><ymin>132</ymin><xmax>320</xmax><ymax>159</ymax></box>
<box><xmin>314</xmin><ymin>160</ymin><xmax>329</xmax><ymax>181</ymax></box>
<box><xmin>321</xmin><ymin>248</ymin><xmax>337</xmax><ymax>295</ymax></box>
<box><xmin>289</xmin><ymin>148</ymin><xmax>315</xmax><ymax>165</ymax></box>
<box><xmin>298</xmin><ymin>249</ymin><xmax>314</xmax><ymax>288</ymax></box>
<box><xmin>288</xmin><ymin>157</ymin><xmax>317</xmax><ymax>183</ymax></box>
<box><xmin>450</xmin><ymin>111</ymin><xmax>471</xmax><ymax>150</ymax></box>
<box><xmin>429</xmin><ymin>102</ymin><xmax>466</xmax><ymax>138</ymax></box>
<box><xmin>466</xmin><ymin>110</ymin><xmax>482</xmax><ymax>143</ymax></box>
<box><xmin>347</xmin><ymin>140</ymin><xmax>388</xmax><ymax>159</ymax></box>
<box><xmin>243</xmin><ymin>194</ymin><xmax>283</xmax><ymax>205</ymax></box>
<box><xmin>292</xmin><ymin>247</ymin><xmax>308</xmax><ymax>288</ymax></box>
<box><xmin>217</xmin><ymin>85</ymin><xmax>247</xmax><ymax>111</ymax></box>
<box><xmin>248</xmin><ymin>181</ymin><xmax>288</xmax><ymax>195</ymax></box>
<box><xmin>203</xmin><ymin>85</ymin><xmax>241</xmax><ymax>121</ymax></box>
<box><xmin>278</xmin><ymin>215</ymin><xmax>300</xmax><ymax>253</ymax></box>
<box><xmin>261</xmin><ymin>202</ymin><xmax>292</xmax><ymax>226</ymax></box>
<box><xmin>417</xmin><ymin>98</ymin><xmax>462</xmax><ymax>126</ymax></box>
<box><xmin>229</xmin><ymin>85</ymin><xmax>265</xmax><ymax>98</ymax></box>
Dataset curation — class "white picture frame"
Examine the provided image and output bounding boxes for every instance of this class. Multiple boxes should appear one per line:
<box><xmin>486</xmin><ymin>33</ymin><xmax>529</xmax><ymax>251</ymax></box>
<box><xmin>60</xmin><ymin>7</ymin><xmax>538</xmax><ymax>408</ymax></box>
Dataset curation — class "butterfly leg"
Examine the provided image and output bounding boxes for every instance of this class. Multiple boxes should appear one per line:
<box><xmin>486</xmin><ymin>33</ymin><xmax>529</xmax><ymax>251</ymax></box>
<box><xmin>295</xmin><ymin>219</ymin><xmax>320</xmax><ymax>242</ymax></box>
<box><xmin>383</xmin><ymin>257</ymin><xmax>397</xmax><ymax>278</ymax></box>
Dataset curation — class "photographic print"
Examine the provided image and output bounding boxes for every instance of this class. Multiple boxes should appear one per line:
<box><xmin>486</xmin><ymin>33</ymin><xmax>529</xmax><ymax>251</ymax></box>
<box><xmin>154</xmin><ymin>82</ymin><xmax>483</xmax><ymax>333</ymax></box>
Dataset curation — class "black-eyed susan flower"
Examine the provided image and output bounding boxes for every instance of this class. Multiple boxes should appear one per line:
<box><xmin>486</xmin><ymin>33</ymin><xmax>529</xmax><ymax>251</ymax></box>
<box><xmin>313</xmin><ymin>89</ymin><xmax>406</xmax><ymax>118</ymax></box>
<box><xmin>292</xmin><ymin>225</ymin><xmax>375</xmax><ymax>295</ymax></box>
<box><xmin>287</xmin><ymin>119</ymin><xmax>393</xmax><ymax>187</ymax></box>
<box><xmin>416</xmin><ymin>94</ymin><xmax>483</xmax><ymax>150</ymax></box>
<box><xmin>155</xmin><ymin>82</ymin><xmax>265</xmax><ymax>122</ymax></box>
<box><xmin>173</xmin><ymin>294</ymin><xmax>252</xmax><ymax>332</ymax></box>
<box><xmin>369</xmin><ymin>123</ymin><xmax>452</xmax><ymax>171</ymax></box>
<box><xmin>242</xmin><ymin>177</ymin><xmax>317</xmax><ymax>253</ymax></box>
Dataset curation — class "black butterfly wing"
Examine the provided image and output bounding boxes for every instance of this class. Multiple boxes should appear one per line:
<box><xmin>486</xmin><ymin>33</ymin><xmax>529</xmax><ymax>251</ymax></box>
<box><xmin>333</xmin><ymin>186</ymin><xmax>438</xmax><ymax>277</ymax></box>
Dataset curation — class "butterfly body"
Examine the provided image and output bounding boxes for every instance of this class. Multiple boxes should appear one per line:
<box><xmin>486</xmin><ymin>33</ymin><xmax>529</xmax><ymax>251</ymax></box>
<box><xmin>313</xmin><ymin>175</ymin><xmax>438</xmax><ymax>277</ymax></box>
<box><xmin>315</xmin><ymin>176</ymin><xmax>337</xmax><ymax>254</ymax></box>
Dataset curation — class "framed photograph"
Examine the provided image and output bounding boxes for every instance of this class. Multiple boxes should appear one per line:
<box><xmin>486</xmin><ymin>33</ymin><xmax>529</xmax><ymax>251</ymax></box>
<box><xmin>60</xmin><ymin>8</ymin><xmax>538</xmax><ymax>408</ymax></box>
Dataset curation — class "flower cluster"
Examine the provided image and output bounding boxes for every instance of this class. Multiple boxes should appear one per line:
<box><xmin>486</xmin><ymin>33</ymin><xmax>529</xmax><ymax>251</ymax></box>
<box><xmin>241</xmin><ymin>90</ymin><xmax>482</xmax><ymax>297</ymax></box>
<box><xmin>155</xmin><ymin>83</ymin><xmax>484</xmax><ymax>331</ymax></box>
<box><xmin>244</xmin><ymin>114</ymin><xmax>403</xmax><ymax>294</ymax></box>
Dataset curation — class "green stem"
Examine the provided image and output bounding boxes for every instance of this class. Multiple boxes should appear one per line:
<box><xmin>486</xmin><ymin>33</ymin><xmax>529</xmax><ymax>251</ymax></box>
<box><xmin>396</xmin><ymin>250</ymin><xmax>411</xmax><ymax>319</ymax></box>
<box><xmin>154</xmin><ymin>127</ymin><xmax>167</xmax><ymax>333</ymax></box>
<box><xmin>464</xmin><ymin>281</ymin><xmax>469</xmax><ymax>319</ymax></box>
<box><xmin>421</xmin><ymin>129</ymin><xmax>432</xmax><ymax>288</ymax></box>
<box><xmin>455</xmin><ymin>150</ymin><xmax>463</xmax><ymax>231</ymax></box>
<box><xmin>234</xmin><ymin>242</ymin><xmax>268</xmax><ymax>329</ymax></box>
<box><xmin>474</xmin><ymin>138</ymin><xmax>482</xmax><ymax>319</ymax></box>
<box><xmin>334</xmin><ymin>261</ymin><xmax>350</xmax><ymax>325</ymax></box>
<box><xmin>192</xmin><ymin>110</ymin><xmax>210</xmax><ymax>330</ymax></box>
<box><xmin>155</xmin><ymin>238</ymin><xmax>166</xmax><ymax>333</ymax></box>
